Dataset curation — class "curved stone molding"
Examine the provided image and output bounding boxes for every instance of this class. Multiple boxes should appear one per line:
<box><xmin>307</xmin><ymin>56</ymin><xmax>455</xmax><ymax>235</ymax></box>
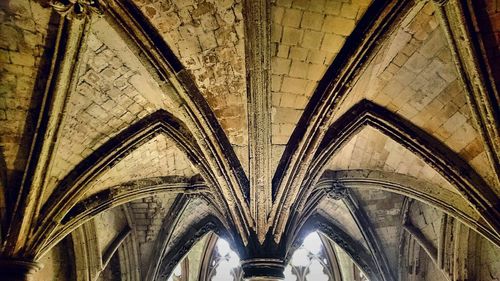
<box><xmin>432</xmin><ymin>0</ymin><xmax>448</xmax><ymax>6</ymax></box>
<box><xmin>28</xmin><ymin>109</ymin><xmax>225</xmax><ymax>257</ymax></box>
<box><xmin>300</xmin><ymin>100</ymin><xmax>499</xmax><ymax>238</ymax></box>
<box><xmin>104</xmin><ymin>0</ymin><xmax>253</xmax><ymax>244</ymax></box>
<box><xmin>270</xmin><ymin>0</ymin><xmax>414</xmax><ymax>242</ymax></box>
<box><xmin>317</xmin><ymin>169</ymin><xmax>499</xmax><ymax>247</ymax></box>
<box><xmin>298</xmin><ymin>214</ymin><xmax>382</xmax><ymax>281</ymax></box>
<box><xmin>155</xmin><ymin>215</ymin><xmax>225</xmax><ymax>281</ymax></box>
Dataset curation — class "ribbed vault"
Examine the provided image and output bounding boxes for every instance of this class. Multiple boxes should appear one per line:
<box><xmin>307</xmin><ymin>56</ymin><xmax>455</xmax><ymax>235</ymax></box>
<box><xmin>0</xmin><ymin>0</ymin><xmax>499</xmax><ymax>280</ymax></box>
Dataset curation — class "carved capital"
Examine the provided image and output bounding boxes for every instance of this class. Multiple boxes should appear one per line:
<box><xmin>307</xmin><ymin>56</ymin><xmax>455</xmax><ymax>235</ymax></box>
<box><xmin>326</xmin><ymin>182</ymin><xmax>348</xmax><ymax>200</ymax></box>
<box><xmin>50</xmin><ymin>0</ymin><xmax>106</xmax><ymax>19</ymax></box>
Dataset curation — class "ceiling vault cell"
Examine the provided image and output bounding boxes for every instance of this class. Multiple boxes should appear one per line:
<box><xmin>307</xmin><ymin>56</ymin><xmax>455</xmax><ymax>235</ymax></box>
<box><xmin>303</xmin><ymin>100</ymin><xmax>499</xmax><ymax>237</ymax></box>
<box><xmin>103</xmin><ymin>0</ymin><xmax>253</xmax><ymax>244</ymax></box>
<box><xmin>2</xmin><ymin>15</ymin><xmax>91</xmax><ymax>257</ymax></box>
<box><xmin>271</xmin><ymin>0</ymin><xmax>414</xmax><ymax>242</ymax></box>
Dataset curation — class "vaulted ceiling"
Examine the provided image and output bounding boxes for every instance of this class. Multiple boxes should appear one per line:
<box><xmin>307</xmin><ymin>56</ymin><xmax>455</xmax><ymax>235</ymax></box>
<box><xmin>0</xmin><ymin>0</ymin><xmax>499</xmax><ymax>280</ymax></box>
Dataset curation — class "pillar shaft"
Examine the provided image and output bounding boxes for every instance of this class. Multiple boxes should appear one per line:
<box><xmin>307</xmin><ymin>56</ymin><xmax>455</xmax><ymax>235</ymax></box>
<box><xmin>241</xmin><ymin>258</ymin><xmax>285</xmax><ymax>280</ymax></box>
<box><xmin>0</xmin><ymin>260</ymin><xmax>41</xmax><ymax>281</ymax></box>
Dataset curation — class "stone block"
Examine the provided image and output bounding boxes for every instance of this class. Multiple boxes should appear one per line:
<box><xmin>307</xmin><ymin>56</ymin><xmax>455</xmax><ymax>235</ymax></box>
<box><xmin>323</xmin><ymin>16</ymin><xmax>355</xmax><ymax>36</ymax></box>
<box><xmin>321</xmin><ymin>33</ymin><xmax>344</xmax><ymax>53</ymax></box>
<box><xmin>289</xmin><ymin>46</ymin><xmax>309</xmax><ymax>61</ymax></box>
<box><xmin>277</xmin><ymin>45</ymin><xmax>290</xmax><ymax>58</ymax></box>
<box><xmin>272</xmin><ymin>107</ymin><xmax>301</xmax><ymax>123</ymax></box>
<box><xmin>307</xmin><ymin>63</ymin><xmax>326</xmax><ymax>80</ymax></box>
<box><xmin>420</xmin><ymin>29</ymin><xmax>445</xmax><ymax>59</ymax></box>
<box><xmin>341</xmin><ymin>3</ymin><xmax>359</xmax><ymax>19</ymax></box>
<box><xmin>271</xmin><ymin>57</ymin><xmax>291</xmax><ymax>75</ymax></box>
<box><xmin>281</xmin><ymin>77</ymin><xmax>308</xmax><ymax>93</ymax></box>
<box><xmin>301</xmin><ymin>11</ymin><xmax>324</xmax><ymax>30</ymax></box>
<box><xmin>271</xmin><ymin>24</ymin><xmax>283</xmax><ymax>42</ymax></box>
<box><xmin>272</xmin><ymin>6</ymin><xmax>285</xmax><ymax>24</ymax></box>
<box><xmin>282</xmin><ymin>27</ymin><xmax>303</xmax><ymax>45</ymax></box>
<box><xmin>302</xmin><ymin>30</ymin><xmax>323</xmax><ymax>49</ymax></box>
<box><xmin>276</xmin><ymin>0</ymin><xmax>293</xmax><ymax>8</ymax></box>
<box><xmin>199</xmin><ymin>32</ymin><xmax>218</xmax><ymax>50</ymax></box>
<box><xmin>405</xmin><ymin>52</ymin><xmax>430</xmax><ymax>73</ymax></box>
<box><xmin>292</xmin><ymin>0</ymin><xmax>309</xmax><ymax>10</ymax></box>
<box><xmin>289</xmin><ymin>60</ymin><xmax>309</xmax><ymax>78</ymax></box>
<box><xmin>309</xmin><ymin>0</ymin><xmax>326</xmax><ymax>13</ymax></box>
<box><xmin>307</xmin><ymin>50</ymin><xmax>327</xmax><ymax>64</ymax></box>
<box><xmin>283</xmin><ymin>8</ymin><xmax>302</xmax><ymax>28</ymax></box>
<box><xmin>324</xmin><ymin>0</ymin><xmax>341</xmax><ymax>15</ymax></box>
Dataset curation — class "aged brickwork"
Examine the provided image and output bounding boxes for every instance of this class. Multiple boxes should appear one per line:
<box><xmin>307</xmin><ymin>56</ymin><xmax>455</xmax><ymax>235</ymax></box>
<box><xmin>318</xmin><ymin>198</ymin><xmax>366</xmax><ymax>247</ymax></box>
<box><xmin>1</xmin><ymin>0</ymin><xmax>499</xmax><ymax>280</ymax></box>
<box><xmin>352</xmin><ymin>189</ymin><xmax>404</xmax><ymax>270</ymax></box>
<box><xmin>85</xmin><ymin>134</ymin><xmax>196</xmax><ymax>198</ymax></box>
<box><xmin>44</xmin><ymin>26</ymin><xmax>163</xmax><ymax>202</ymax></box>
<box><xmin>408</xmin><ymin>201</ymin><xmax>441</xmax><ymax>251</ymax></box>
<box><xmin>132</xmin><ymin>0</ymin><xmax>248</xmax><ymax>148</ymax></box>
<box><xmin>128</xmin><ymin>194</ymin><xmax>175</xmax><ymax>271</ymax></box>
<box><xmin>337</xmin><ymin>2</ymin><xmax>497</xmax><ymax>188</ymax></box>
<box><xmin>165</xmin><ymin>197</ymin><xmax>215</xmax><ymax>252</ymax></box>
<box><xmin>327</xmin><ymin>126</ymin><xmax>456</xmax><ymax>192</ymax></box>
<box><xmin>270</xmin><ymin>0</ymin><xmax>372</xmax><ymax>147</ymax></box>
<box><xmin>0</xmin><ymin>0</ymin><xmax>53</xmax><ymax>185</ymax></box>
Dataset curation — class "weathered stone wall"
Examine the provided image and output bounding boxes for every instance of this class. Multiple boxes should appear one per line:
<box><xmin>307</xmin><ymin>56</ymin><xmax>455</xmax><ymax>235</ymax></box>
<box><xmin>132</xmin><ymin>0</ymin><xmax>248</xmax><ymax>149</ymax></box>
<box><xmin>128</xmin><ymin>194</ymin><xmax>175</xmax><ymax>272</ymax></box>
<box><xmin>270</xmin><ymin>0</ymin><xmax>372</xmax><ymax>146</ymax></box>
<box><xmin>44</xmin><ymin>25</ymin><xmax>162</xmax><ymax>203</ymax></box>
<box><xmin>0</xmin><ymin>0</ymin><xmax>54</xmax><ymax>203</ymax></box>
<box><xmin>338</xmin><ymin>2</ymin><xmax>496</xmax><ymax>187</ymax></box>
<box><xmin>408</xmin><ymin>201</ymin><xmax>441</xmax><ymax>251</ymax></box>
<box><xmin>351</xmin><ymin>189</ymin><xmax>404</xmax><ymax>270</ymax></box>
<box><xmin>93</xmin><ymin>207</ymin><xmax>128</xmax><ymax>255</ymax></box>
<box><xmin>476</xmin><ymin>234</ymin><xmax>500</xmax><ymax>281</ymax></box>
<box><xmin>85</xmin><ymin>134</ymin><xmax>196</xmax><ymax>198</ymax></box>
<box><xmin>317</xmin><ymin>197</ymin><xmax>367</xmax><ymax>247</ymax></box>
<box><xmin>327</xmin><ymin>126</ymin><xmax>455</xmax><ymax>192</ymax></box>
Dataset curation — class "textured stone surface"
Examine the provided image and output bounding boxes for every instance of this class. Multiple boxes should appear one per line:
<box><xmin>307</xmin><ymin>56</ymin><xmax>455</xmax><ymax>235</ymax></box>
<box><xmin>317</xmin><ymin>197</ymin><xmax>367</xmax><ymax>248</ymax></box>
<box><xmin>336</xmin><ymin>3</ymin><xmax>497</xmax><ymax>188</ymax></box>
<box><xmin>352</xmin><ymin>189</ymin><xmax>404</xmax><ymax>271</ymax></box>
<box><xmin>409</xmin><ymin>201</ymin><xmax>441</xmax><ymax>250</ymax></box>
<box><xmin>270</xmin><ymin>0</ymin><xmax>372</xmax><ymax>151</ymax></box>
<box><xmin>0</xmin><ymin>0</ymin><xmax>53</xmax><ymax>185</ymax></box>
<box><xmin>44</xmin><ymin>25</ymin><xmax>165</xmax><ymax>202</ymax></box>
<box><xmin>128</xmin><ymin>194</ymin><xmax>175</xmax><ymax>271</ymax></box>
<box><xmin>327</xmin><ymin>126</ymin><xmax>456</xmax><ymax>193</ymax></box>
<box><xmin>163</xmin><ymin>197</ymin><xmax>215</xmax><ymax>257</ymax></box>
<box><xmin>132</xmin><ymin>0</ymin><xmax>248</xmax><ymax>148</ymax></box>
<box><xmin>85</xmin><ymin>134</ymin><xmax>197</xmax><ymax>198</ymax></box>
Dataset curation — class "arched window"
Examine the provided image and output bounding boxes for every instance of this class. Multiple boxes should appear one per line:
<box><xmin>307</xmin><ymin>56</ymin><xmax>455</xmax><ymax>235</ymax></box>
<box><xmin>207</xmin><ymin>238</ymin><xmax>243</xmax><ymax>281</ymax></box>
<box><xmin>199</xmin><ymin>232</ymin><xmax>368</xmax><ymax>281</ymax></box>
<box><xmin>285</xmin><ymin>232</ymin><xmax>331</xmax><ymax>281</ymax></box>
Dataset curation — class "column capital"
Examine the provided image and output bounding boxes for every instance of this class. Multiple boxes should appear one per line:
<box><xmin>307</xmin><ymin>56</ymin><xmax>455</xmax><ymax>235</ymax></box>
<box><xmin>0</xmin><ymin>259</ymin><xmax>42</xmax><ymax>281</ymax></box>
<box><xmin>241</xmin><ymin>258</ymin><xmax>285</xmax><ymax>280</ymax></box>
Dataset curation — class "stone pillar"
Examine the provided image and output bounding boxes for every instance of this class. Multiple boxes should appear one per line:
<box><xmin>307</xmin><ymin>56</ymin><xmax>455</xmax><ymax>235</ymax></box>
<box><xmin>241</xmin><ymin>258</ymin><xmax>285</xmax><ymax>281</ymax></box>
<box><xmin>0</xmin><ymin>259</ymin><xmax>41</xmax><ymax>281</ymax></box>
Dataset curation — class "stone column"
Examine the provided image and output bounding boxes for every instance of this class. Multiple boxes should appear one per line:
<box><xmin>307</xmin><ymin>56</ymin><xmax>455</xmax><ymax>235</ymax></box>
<box><xmin>241</xmin><ymin>258</ymin><xmax>285</xmax><ymax>281</ymax></box>
<box><xmin>0</xmin><ymin>259</ymin><xmax>41</xmax><ymax>281</ymax></box>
